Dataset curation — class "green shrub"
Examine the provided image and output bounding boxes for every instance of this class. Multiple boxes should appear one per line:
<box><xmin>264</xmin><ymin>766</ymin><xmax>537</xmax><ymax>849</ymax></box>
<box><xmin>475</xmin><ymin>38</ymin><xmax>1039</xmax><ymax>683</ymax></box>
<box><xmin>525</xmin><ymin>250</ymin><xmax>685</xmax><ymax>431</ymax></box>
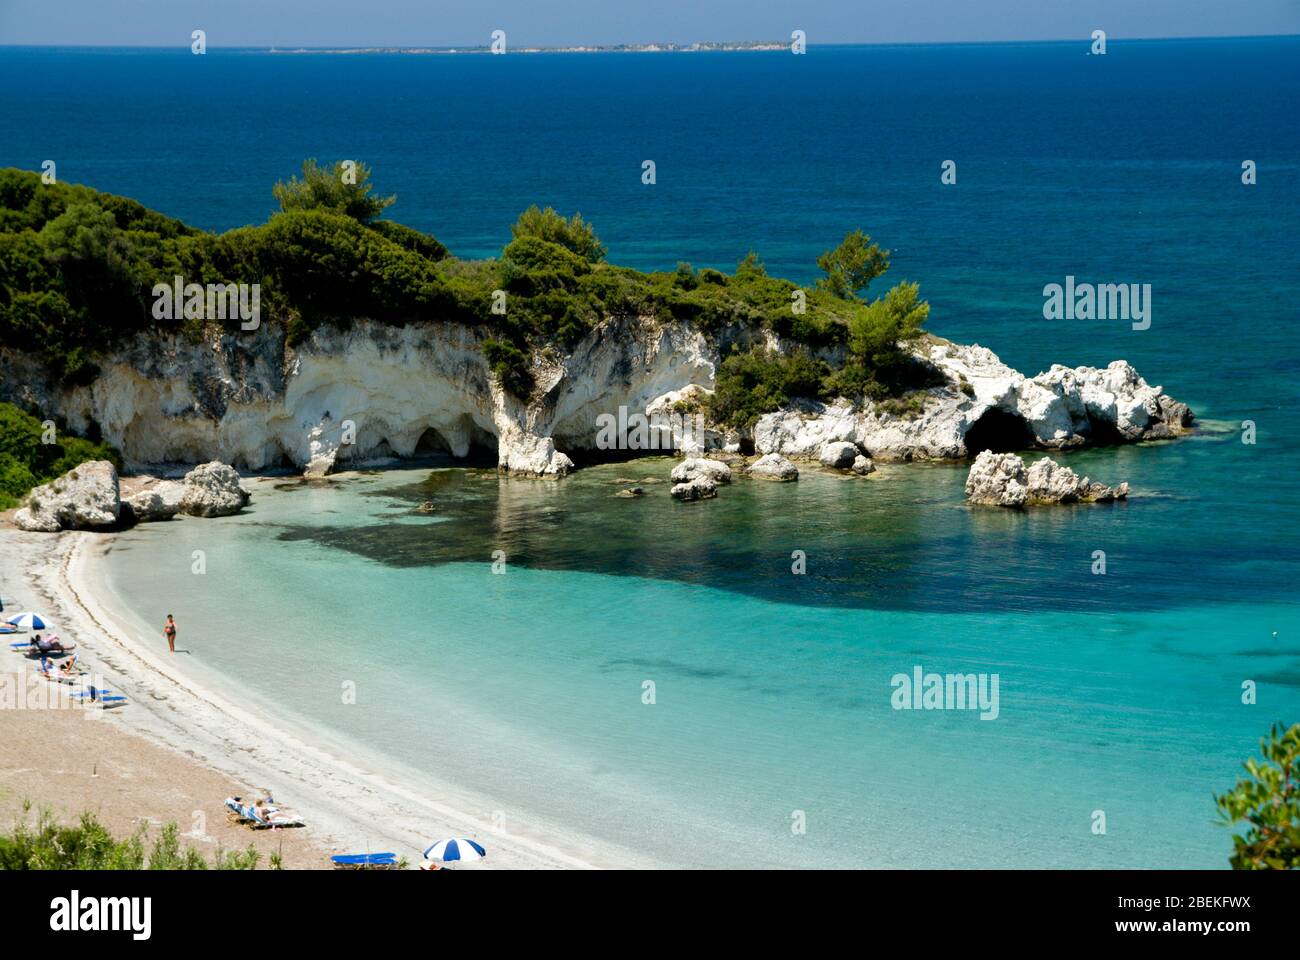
<box><xmin>0</xmin><ymin>402</ymin><xmax>120</xmax><ymax>510</ymax></box>
<box><xmin>0</xmin><ymin>806</ymin><xmax>264</xmax><ymax>870</ymax></box>
<box><xmin>510</xmin><ymin>205</ymin><xmax>606</xmax><ymax>263</ymax></box>
<box><xmin>705</xmin><ymin>348</ymin><xmax>829</xmax><ymax>431</ymax></box>
<box><xmin>272</xmin><ymin>158</ymin><xmax>394</xmax><ymax>224</ymax></box>
<box><xmin>483</xmin><ymin>337</ymin><xmax>535</xmax><ymax>397</ymax></box>
<box><xmin>1216</xmin><ymin>722</ymin><xmax>1300</xmax><ymax>870</ymax></box>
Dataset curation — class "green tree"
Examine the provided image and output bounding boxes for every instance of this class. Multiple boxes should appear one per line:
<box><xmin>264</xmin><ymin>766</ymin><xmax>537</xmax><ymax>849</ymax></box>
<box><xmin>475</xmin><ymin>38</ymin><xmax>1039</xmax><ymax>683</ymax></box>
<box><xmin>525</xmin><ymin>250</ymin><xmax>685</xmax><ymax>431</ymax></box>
<box><xmin>1216</xmin><ymin>722</ymin><xmax>1300</xmax><ymax>869</ymax></box>
<box><xmin>816</xmin><ymin>229</ymin><xmax>890</xmax><ymax>301</ymax></box>
<box><xmin>272</xmin><ymin>159</ymin><xmax>395</xmax><ymax>223</ymax></box>
<box><xmin>510</xmin><ymin>205</ymin><xmax>606</xmax><ymax>263</ymax></box>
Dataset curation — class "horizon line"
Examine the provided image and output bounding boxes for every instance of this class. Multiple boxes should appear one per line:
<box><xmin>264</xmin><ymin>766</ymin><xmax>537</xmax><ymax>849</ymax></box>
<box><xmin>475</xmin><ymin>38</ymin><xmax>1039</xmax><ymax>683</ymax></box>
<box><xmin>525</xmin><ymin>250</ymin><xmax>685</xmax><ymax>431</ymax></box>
<box><xmin>1</xmin><ymin>33</ymin><xmax>1297</xmax><ymax>51</ymax></box>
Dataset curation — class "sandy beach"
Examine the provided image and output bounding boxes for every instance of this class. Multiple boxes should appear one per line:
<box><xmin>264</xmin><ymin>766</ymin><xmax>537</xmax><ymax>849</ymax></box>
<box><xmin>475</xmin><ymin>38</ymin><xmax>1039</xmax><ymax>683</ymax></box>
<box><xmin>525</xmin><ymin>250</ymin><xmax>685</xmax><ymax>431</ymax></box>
<box><xmin>0</xmin><ymin>515</ymin><xmax>623</xmax><ymax>869</ymax></box>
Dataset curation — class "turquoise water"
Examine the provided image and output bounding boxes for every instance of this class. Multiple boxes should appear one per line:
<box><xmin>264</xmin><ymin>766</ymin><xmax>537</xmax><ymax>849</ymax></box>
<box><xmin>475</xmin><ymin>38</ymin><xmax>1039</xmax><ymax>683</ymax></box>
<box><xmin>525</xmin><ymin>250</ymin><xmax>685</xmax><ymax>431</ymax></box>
<box><xmin>99</xmin><ymin>458</ymin><xmax>1300</xmax><ymax>868</ymax></box>
<box><xmin>11</xmin><ymin>37</ymin><xmax>1300</xmax><ymax>865</ymax></box>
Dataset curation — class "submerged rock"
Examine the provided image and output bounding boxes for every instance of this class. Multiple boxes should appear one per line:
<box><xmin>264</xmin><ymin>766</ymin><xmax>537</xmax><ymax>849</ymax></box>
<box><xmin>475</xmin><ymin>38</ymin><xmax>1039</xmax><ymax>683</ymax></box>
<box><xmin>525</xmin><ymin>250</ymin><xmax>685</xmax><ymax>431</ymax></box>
<box><xmin>965</xmin><ymin>451</ymin><xmax>1128</xmax><ymax>507</ymax></box>
<box><xmin>177</xmin><ymin>462</ymin><xmax>251</xmax><ymax>517</ymax></box>
<box><xmin>14</xmin><ymin>461</ymin><xmax>120</xmax><ymax>532</ymax></box>
<box><xmin>748</xmin><ymin>453</ymin><xmax>799</xmax><ymax>482</ymax></box>
<box><xmin>616</xmin><ymin>487</ymin><xmax>646</xmax><ymax>498</ymax></box>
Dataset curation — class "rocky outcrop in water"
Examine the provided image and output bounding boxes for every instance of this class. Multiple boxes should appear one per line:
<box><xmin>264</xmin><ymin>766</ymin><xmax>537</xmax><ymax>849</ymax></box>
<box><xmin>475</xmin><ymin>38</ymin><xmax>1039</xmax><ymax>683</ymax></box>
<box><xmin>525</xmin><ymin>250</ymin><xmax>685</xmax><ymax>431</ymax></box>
<box><xmin>965</xmin><ymin>451</ymin><xmax>1128</xmax><ymax>507</ymax></box>
<box><xmin>754</xmin><ymin>342</ymin><xmax>1191</xmax><ymax>463</ymax></box>
<box><xmin>14</xmin><ymin>461</ymin><xmax>120</xmax><ymax>531</ymax></box>
<box><xmin>748</xmin><ymin>453</ymin><xmax>799</xmax><ymax>481</ymax></box>
<box><xmin>819</xmin><ymin>441</ymin><xmax>859</xmax><ymax>469</ymax></box>
<box><xmin>671</xmin><ymin>457</ymin><xmax>732</xmax><ymax>485</ymax></box>
<box><xmin>671</xmin><ymin>476</ymin><xmax>717</xmax><ymax>501</ymax></box>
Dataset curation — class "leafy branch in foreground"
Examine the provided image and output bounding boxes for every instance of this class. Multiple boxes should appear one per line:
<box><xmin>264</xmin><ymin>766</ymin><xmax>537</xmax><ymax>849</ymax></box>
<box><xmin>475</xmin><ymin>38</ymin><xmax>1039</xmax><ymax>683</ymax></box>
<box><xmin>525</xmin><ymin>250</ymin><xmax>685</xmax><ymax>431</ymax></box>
<box><xmin>1215</xmin><ymin>722</ymin><xmax>1300</xmax><ymax>870</ymax></box>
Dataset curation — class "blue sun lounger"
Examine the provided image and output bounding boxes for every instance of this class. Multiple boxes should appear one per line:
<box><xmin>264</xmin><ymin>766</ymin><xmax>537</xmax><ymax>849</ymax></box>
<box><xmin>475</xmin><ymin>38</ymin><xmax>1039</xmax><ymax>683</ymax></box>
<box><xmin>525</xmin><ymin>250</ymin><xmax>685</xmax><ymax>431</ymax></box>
<box><xmin>331</xmin><ymin>852</ymin><xmax>398</xmax><ymax>869</ymax></box>
<box><xmin>68</xmin><ymin>689</ymin><xmax>127</xmax><ymax>706</ymax></box>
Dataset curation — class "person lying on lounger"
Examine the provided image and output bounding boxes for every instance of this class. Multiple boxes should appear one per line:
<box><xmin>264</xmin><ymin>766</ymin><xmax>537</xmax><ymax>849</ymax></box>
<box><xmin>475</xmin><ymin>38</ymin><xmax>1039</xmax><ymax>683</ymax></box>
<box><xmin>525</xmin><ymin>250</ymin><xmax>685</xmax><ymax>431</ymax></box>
<box><xmin>59</xmin><ymin>655</ymin><xmax>79</xmax><ymax>676</ymax></box>
<box><xmin>31</xmin><ymin>634</ymin><xmax>68</xmax><ymax>654</ymax></box>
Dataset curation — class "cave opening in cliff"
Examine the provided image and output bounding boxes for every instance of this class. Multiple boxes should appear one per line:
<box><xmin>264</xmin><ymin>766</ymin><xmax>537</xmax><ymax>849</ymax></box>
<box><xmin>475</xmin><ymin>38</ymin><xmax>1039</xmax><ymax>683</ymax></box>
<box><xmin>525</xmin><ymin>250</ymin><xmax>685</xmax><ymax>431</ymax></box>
<box><xmin>414</xmin><ymin>427</ymin><xmax>452</xmax><ymax>455</ymax></box>
<box><xmin>413</xmin><ymin>422</ymin><xmax>497</xmax><ymax>465</ymax></box>
<box><xmin>964</xmin><ymin>407</ymin><xmax>1034</xmax><ymax>456</ymax></box>
<box><xmin>1084</xmin><ymin>413</ymin><xmax>1124</xmax><ymax>446</ymax></box>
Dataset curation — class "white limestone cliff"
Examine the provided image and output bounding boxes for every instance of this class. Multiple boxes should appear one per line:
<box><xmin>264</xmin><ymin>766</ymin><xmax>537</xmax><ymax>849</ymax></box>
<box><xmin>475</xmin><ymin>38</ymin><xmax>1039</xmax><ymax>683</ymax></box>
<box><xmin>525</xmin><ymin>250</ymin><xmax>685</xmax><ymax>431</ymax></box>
<box><xmin>1</xmin><ymin>320</ymin><xmax>1190</xmax><ymax>480</ymax></box>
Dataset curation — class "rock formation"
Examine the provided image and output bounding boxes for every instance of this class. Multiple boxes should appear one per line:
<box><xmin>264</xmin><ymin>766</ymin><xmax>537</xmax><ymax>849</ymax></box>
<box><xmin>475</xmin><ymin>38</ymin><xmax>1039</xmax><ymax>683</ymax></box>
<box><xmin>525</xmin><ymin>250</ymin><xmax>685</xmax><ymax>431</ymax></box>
<box><xmin>671</xmin><ymin>477</ymin><xmax>717</xmax><ymax>501</ymax></box>
<box><xmin>748</xmin><ymin>453</ymin><xmax>799</xmax><ymax>482</ymax></box>
<box><xmin>671</xmin><ymin>458</ymin><xmax>732</xmax><ymax>485</ymax></box>
<box><xmin>965</xmin><ymin>451</ymin><xmax>1128</xmax><ymax>507</ymax></box>
<box><xmin>754</xmin><ymin>342</ymin><xmax>1191</xmax><ymax>464</ymax></box>
<box><xmin>14</xmin><ymin>461</ymin><xmax>120</xmax><ymax>532</ymax></box>
<box><xmin>14</xmin><ymin>460</ymin><xmax>250</xmax><ymax>531</ymax></box>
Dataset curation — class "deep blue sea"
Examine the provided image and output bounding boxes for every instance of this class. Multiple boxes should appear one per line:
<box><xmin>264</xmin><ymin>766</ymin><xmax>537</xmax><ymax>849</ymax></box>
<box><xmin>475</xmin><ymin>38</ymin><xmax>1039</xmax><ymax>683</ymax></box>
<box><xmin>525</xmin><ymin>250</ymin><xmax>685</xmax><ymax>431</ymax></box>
<box><xmin>5</xmin><ymin>38</ymin><xmax>1299</xmax><ymax>866</ymax></box>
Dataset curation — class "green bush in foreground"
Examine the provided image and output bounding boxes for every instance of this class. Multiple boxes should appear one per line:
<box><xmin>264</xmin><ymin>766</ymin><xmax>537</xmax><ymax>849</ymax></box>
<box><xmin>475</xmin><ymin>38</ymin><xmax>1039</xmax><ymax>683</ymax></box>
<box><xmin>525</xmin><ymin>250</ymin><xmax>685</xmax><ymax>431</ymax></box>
<box><xmin>0</xmin><ymin>806</ymin><xmax>275</xmax><ymax>870</ymax></box>
<box><xmin>0</xmin><ymin>402</ymin><xmax>120</xmax><ymax>511</ymax></box>
<box><xmin>1216</xmin><ymin>722</ymin><xmax>1300</xmax><ymax>870</ymax></box>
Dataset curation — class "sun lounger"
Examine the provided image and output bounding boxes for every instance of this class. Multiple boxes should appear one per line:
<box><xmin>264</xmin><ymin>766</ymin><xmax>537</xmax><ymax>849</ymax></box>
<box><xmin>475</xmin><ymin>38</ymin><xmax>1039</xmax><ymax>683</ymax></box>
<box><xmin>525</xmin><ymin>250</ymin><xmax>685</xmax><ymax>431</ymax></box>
<box><xmin>331</xmin><ymin>852</ymin><xmax>398</xmax><ymax>870</ymax></box>
<box><xmin>11</xmin><ymin>636</ymin><xmax>75</xmax><ymax>656</ymax></box>
<box><xmin>68</xmin><ymin>689</ymin><xmax>127</xmax><ymax>707</ymax></box>
<box><xmin>223</xmin><ymin>797</ymin><xmax>305</xmax><ymax>829</ymax></box>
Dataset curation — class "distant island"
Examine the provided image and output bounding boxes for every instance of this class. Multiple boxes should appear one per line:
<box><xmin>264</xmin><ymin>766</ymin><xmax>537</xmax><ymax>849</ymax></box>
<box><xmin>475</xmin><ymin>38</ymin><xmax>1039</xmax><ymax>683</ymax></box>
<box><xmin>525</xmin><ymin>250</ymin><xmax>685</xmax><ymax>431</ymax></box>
<box><xmin>267</xmin><ymin>41</ymin><xmax>788</xmax><ymax>55</ymax></box>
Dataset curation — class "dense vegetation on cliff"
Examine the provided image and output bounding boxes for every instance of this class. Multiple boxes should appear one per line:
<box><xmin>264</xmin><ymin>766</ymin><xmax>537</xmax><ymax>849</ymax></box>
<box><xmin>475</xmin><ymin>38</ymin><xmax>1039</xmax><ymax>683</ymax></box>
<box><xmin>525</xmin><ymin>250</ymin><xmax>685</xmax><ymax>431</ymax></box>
<box><xmin>0</xmin><ymin>403</ymin><xmax>118</xmax><ymax>511</ymax></box>
<box><xmin>0</xmin><ymin>162</ymin><xmax>930</xmax><ymax>417</ymax></box>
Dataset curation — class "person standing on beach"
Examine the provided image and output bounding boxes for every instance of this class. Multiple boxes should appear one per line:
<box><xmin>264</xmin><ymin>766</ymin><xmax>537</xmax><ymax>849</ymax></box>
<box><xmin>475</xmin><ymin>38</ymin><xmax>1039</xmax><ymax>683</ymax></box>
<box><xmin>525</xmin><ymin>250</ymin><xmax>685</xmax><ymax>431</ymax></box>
<box><xmin>163</xmin><ymin>614</ymin><xmax>177</xmax><ymax>653</ymax></box>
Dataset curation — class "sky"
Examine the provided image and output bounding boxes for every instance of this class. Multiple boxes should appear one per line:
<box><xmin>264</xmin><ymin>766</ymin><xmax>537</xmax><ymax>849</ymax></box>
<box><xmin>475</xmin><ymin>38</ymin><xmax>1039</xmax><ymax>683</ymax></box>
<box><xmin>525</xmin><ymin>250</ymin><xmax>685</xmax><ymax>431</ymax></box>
<box><xmin>1</xmin><ymin>0</ymin><xmax>1297</xmax><ymax>46</ymax></box>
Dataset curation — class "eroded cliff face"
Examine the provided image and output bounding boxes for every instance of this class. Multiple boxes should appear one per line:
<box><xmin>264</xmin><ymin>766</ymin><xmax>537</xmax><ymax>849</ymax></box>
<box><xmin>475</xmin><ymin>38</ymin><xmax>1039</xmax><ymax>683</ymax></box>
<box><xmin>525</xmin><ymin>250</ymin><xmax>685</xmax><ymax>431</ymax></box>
<box><xmin>1</xmin><ymin>316</ymin><xmax>717</xmax><ymax>477</ymax></box>
<box><xmin>0</xmin><ymin>319</ymin><xmax>1191</xmax><ymax>477</ymax></box>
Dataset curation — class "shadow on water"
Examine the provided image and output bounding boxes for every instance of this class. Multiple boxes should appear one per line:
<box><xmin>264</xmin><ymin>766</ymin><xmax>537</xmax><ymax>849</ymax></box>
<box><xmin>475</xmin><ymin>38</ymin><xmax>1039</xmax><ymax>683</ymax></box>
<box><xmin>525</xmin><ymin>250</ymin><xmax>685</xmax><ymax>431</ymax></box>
<box><xmin>273</xmin><ymin>437</ymin><xmax>1300</xmax><ymax>616</ymax></box>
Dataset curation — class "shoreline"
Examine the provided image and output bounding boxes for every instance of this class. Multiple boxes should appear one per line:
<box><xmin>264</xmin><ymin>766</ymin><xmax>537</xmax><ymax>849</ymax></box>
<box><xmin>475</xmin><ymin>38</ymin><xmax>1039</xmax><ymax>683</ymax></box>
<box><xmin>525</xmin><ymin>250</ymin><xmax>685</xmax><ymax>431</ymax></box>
<box><xmin>0</xmin><ymin>521</ymin><xmax>638</xmax><ymax>869</ymax></box>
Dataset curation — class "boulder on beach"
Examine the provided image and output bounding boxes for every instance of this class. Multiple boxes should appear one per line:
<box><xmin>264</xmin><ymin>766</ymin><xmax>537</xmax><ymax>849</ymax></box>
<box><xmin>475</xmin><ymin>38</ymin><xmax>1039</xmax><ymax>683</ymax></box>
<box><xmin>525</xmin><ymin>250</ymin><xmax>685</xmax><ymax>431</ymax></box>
<box><xmin>177</xmin><ymin>461</ymin><xmax>251</xmax><ymax>517</ymax></box>
<box><xmin>122</xmin><ymin>481</ymin><xmax>185</xmax><ymax>522</ymax></box>
<box><xmin>13</xmin><ymin>461</ymin><xmax>121</xmax><ymax>532</ymax></box>
<box><xmin>671</xmin><ymin>457</ymin><xmax>732</xmax><ymax>485</ymax></box>
<box><xmin>671</xmin><ymin>477</ymin><xmax>717</xmax><ymax>501</ymax></box>
<box><xmin>748</xmin><ymin>453</ymin><xmax>799</xmax><ymax>482</ymax></box>
<box><xmin>965</xmin><ymin>450</ymin><xmax>1127</xmax><ymax>507</ymax></box>
<box><xmin>819</xmin><ymin>441</ymin><xmax>859</xmax><ymax>469</ymax></box>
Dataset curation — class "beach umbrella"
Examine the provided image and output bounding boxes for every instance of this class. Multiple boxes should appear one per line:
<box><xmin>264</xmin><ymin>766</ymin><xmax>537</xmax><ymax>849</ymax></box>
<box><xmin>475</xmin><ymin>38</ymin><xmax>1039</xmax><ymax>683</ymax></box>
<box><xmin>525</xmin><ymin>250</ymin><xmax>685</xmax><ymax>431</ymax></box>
<box><xmin>422</xmin><ymin>838</ymin><xmax>486</xmax><ymax>864</ymax></box>
<box><xmin>5</xmin><ymin>612</ymin><xmax>48</xmax><ymax>630</ymax></box>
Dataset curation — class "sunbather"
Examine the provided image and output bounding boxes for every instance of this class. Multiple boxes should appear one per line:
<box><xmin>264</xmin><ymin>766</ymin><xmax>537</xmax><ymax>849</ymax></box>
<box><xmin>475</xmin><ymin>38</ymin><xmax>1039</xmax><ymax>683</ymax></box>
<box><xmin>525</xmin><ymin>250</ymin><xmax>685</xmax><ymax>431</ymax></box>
<box><xmin>59</xmin><ymin>655</ymin><xmax>79</xmax><ymax>676</ymax></box>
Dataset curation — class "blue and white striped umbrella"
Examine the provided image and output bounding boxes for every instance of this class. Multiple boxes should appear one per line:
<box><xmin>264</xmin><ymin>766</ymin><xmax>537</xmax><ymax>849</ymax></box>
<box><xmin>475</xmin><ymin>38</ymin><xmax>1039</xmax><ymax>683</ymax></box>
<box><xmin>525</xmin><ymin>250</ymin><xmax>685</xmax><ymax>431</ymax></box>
<box><xmin>5</xmin><ymin>612</ymin><xmax>48</xmax><ymax>630</ymax></box>
<box><xmin>422</xmin><ymin>838</ymin><xmax>486</xmax><ymax>863</ymax></box>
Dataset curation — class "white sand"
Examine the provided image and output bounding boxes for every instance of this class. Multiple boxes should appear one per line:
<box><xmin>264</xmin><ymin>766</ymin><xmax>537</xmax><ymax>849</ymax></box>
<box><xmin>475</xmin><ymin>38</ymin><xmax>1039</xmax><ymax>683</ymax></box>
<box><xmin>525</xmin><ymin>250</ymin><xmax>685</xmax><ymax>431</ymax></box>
<box><xmin>0</xmin><ymin>523</ymin><xmax>637</xmax><ymax>869</ymax></box>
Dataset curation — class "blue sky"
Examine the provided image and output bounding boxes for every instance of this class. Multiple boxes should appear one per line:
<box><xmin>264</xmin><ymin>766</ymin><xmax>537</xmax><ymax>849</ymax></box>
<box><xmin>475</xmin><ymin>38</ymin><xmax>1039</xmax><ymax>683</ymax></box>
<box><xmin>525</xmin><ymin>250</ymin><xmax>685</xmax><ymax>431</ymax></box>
<box><xmin>1</xmin><ymin>0</ymin><xmax>1297</xmax><ymax>46</ymax></box>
